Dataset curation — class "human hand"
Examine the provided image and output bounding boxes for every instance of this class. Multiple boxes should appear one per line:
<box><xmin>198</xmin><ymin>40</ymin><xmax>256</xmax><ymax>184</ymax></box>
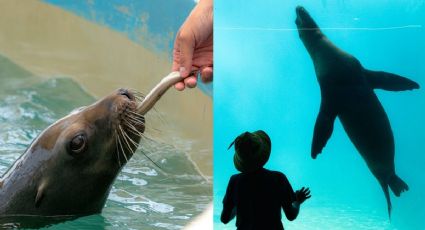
<box><xmin>295</xmin><ymin>187</ymin><xmax>311</xmax><ymax>204</ymax></box>
<box><xmin>172</xmin><ymin>0</ymin><xmax>213</xmax><ymax>91</ymax></box>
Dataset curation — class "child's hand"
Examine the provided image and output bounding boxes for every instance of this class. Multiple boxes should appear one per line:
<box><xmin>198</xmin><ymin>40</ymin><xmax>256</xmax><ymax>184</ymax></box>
<box><xmin>295</xmin><ymin>187</ymin><xmax>311</xmax><ymax>204</ymax></box>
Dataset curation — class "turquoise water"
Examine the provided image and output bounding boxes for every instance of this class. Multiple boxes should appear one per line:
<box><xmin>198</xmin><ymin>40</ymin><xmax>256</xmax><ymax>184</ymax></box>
<box><xmin>214</xmin><ymin>1</ymin><xmax>425</xmax><ymax>229</ymax></box>
<box><xmin>0</xmin><ymin>56</ymin><xmax>211</xmax><ymax>229</ymax></box>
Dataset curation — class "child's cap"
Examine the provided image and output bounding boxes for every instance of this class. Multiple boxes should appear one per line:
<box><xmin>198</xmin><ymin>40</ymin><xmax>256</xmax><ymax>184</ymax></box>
<box><xmin>228</xmin><ymin>130</ymin><xmax>271</xmax><ymax>173</ymax></box>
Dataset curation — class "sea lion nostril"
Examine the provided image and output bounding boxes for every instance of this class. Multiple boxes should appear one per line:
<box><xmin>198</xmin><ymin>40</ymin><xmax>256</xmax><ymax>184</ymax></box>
<box><xmin>118</xmin><ymin>89</ymin><xmax>133</xmax><ymax>100</ymax></box>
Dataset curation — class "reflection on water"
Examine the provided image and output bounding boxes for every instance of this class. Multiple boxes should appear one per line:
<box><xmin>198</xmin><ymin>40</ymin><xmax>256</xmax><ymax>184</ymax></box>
<box><xmin>0</xmin><ymin>60</ymin><xmax>211</xmax><ymax>229</ymax></box>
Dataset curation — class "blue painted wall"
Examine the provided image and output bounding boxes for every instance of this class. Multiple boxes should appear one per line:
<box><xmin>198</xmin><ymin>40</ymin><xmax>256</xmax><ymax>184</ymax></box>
<box><xmin>43</xmin><ymin>0</ymin><xmax>196</xmax><ymax>56</ymax></box>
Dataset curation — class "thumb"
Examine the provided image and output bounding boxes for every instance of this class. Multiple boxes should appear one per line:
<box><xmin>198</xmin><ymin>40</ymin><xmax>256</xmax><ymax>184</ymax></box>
<box><xmin>177</xmin><ymin>31</ymin><xmax>195</xmax><ymax>78</ymax></box>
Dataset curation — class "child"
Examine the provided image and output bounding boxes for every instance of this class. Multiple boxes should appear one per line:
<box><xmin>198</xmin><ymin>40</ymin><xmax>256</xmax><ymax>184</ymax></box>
<box><xmin>221</xmin><ymin>130</ymin><xmax>311</xmax><ymax>230</ymax></box>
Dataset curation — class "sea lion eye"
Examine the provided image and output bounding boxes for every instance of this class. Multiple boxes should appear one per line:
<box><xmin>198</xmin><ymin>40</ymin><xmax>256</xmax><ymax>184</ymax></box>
<box><xmin>69</xmin><ymin>134</ymin><xmax>87</xmax><ymax>154</ymax></box>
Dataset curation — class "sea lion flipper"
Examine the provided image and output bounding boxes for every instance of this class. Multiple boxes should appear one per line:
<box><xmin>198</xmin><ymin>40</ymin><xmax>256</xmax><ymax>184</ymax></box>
<box><xmin>388</xmin><ymin>174</ymin><xmax>409</xmax><ymax>197</ymax></box>
<box><xmin>311</xmin><ymin>103</ymin><xmax>337</xmax><ymax>159</ymax></box>
<box><xmin>365</xmin><ymin>70</ymin><xmax>420</xmax><ymax>91</ymax></box>
<box><xmin>379</xmin><ymin>181</ymin><xmax>392</xmax><ymax>219</ymax></box>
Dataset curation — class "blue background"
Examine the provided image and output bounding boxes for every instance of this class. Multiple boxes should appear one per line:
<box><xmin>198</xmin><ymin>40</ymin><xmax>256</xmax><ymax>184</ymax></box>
<box><xmin>214</xmin><ymin>0</ymin><xmax>425</xmax><ymax>229</ymax></box>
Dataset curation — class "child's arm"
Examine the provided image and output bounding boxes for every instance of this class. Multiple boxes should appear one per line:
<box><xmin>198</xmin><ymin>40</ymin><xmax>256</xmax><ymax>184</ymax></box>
<box><xmin>285</xmin><ymin>201</ymin><xmax>300</xmax><ymax>221</ymax></box>
<box><xmin>221</xmin><ymin>176</ymin><xmax>237</xmax><ymax>224</ymax></box>
<box><xmin>287</xmin><ymin>187</ymin><xmax>311</xmax><ymax>220</ymax></box>
<box><xmin>280</xmin><ymin>174</ymin><xmax>311</xmax><ymax>220</ymax></box>
<box><xmin>282</xmin><ymin>182</ymin><xmax>299</xmax><ymax>220</ymax></box>
<box><xmin>221</xmin><ymin>205</ymin><xmax>236</xmax><ymax>224</ymax></box>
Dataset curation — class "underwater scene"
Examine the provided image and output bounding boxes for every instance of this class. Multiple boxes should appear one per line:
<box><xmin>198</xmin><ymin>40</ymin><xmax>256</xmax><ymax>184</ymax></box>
<box><xmin>0</xmin><ymin>0</ymin><xmax>211</xmax><ymax>229</ymax></box>
<box><xmin>214</xmin><ymin>0</ymin><xmax>424</xmax><ymax>229</ymax></box>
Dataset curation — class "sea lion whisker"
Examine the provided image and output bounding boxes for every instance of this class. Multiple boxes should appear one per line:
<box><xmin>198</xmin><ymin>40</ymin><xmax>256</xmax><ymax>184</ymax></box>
<box><xmin>122</xmin><ymin>127</ymin><xmax>153</xmax><ymax>145</ymax></box>
<box><xmin>132</xmin><ymin>91</ymin><xmax>145</xmax><ymax>97</ymax></box>
<box><xmin>124</xmin><ymin>114</ymin><xmax>146</xmax><ymax>124</ymax></box>
<box><xmin>128</xmin><ymin>89</ymin><xmax>145</xmax><ymax>97</ymax></box>
<box><xmin>118</xmin><ymin>138</ymin><xmax>129</xmax><ymax>163</ymax></box>
<box><xmin>116</xmin><ymin>131</ymin><xmax>126</xmax><ymax>158</ymax></box>
<box><xmin>133</xmin><ymin>95</ymin><xmax>145</xmax><ymax>101</ymax></box>
<box><xmin>121</xmin><ymin>121</ymin><xmax>142</xmax><ymax>132</ymax></box>
<box><xmin>140</xmin><ymin>151</ymin><xmax>162</xmax><ymax>170</ymax></box>
<box><xmin>123</xmin><ymin>128</ymin><xmax>158</xmax><ymax>149</ymax></box>
<box><xmin>144</xmin><ymin>125</ymin><xmax>162</xmax><ymax>134</ymax></box>
<box><xmin>134</xmin><ymin>95</ymin><xmax>146</xmax><ymax>101</ymax></box>
<box><xmin>123</xmin><ymin>135</ymin><xmax>162</xmax><ymax>170</ymax></box>
<box><xmin>120</xmin><ymin>127</ymin><xmax>140</xmax><ymax>149</ymax></box>
<box><xmin>133</xmin><ymin>92</ymin><xmax>145</xmax><ymax>97</ymax></box>
<box><xmin>114</xmin><ymin>130</ymin><xmax>122</xmax><ymax>168</ymax></box>
<box><xmin>122</xmin><ymin>120</ymin><xmax>144</xmax><ymax>137</ymax></box>
<box><xmin>126</xmin><ymin>112</ymin><xmax>144</xmax><ymax>119</ymax></box>
<box><xmin>116</xmin><ymin>127</ymin><xmax>129</xmax><ymax>163</ymax></box>
<box><xmin>120</xmin><ymin>121</ymin><xmax>155</xmax><ymax>142</ymax></box>
<box><xmin>132</xmin><ymin>92</ymin><xmax>145</xmax><ymax>97</ymax></box>
<box><xmin>123</xmin><ymin>128</ymin><xmax>157</xmax><ymax>149</ymax></box>
<box><xmin>120</xmin><ymin>131</ymin><xmax>159</xmax><ymax>168</ymax></box>
<box><xmin>118</xmin><ymin>125</ymin><xmax>134</xmax><ymax>158</ymax></box>
<box><xmin>135</xmin><ymin>130</ymin><xmax>159</xmax><ymax>143</ymax></box>
<box><xmin>130</xmin><ymin>94</ymin><xmax>145</xmax><ymax>102</ymax></box>
<box><xmin>132</xmin><ymin>96</ymin><xmax>144</xmax><ymax>103</ymax></box>
<box><xmin>123</xmin><ymin>120</ymin><xmax>145</xmax><ymax>129</ymax></box>
<box><xmin>140</xmin><ymin>134</ymin><xmax>164</xmax><ymax>147</ymax></box>
<box><xmin>126</xmin><ymin>110</ymin><xmax>145</xmax><ymax>118</ymax></box>
<box><xmin>118</xmin><ymin>126</ymin><xmax>142</xmax><ymax>161</ymax></box>
<box><xmin>123</xmin><ymin>124</ymin><xmax>158</xmax><ymax>149</ymax></box>
<box><xmin>121</xmin><ymin>120</ymin><xmax>156</xmax><ymax>140</ymax></box>
<box><xmin>124</xmin><ymin>125</ymin><xmax>144</xmax><ymax>139</ymax></box>
<box><xmin>124</xmin><ymin>115</ymin><xmax>145</xmax><ymax>125</ymax></box>
<box><xmin>150</xmin><ymin>107</ymin><xmax>168</xmax><ymax>127</ymax></box>
<box><xmin>124</xmin><ymin>118</ymin><xmax>144</xmax><ymax>126</ymax></box>
<box><xmin>125</xmin><ymin>111</ymin><xmax>147</xmax><ymax>122</ymax></box>
<box><xmin>124</xmin><ymin>116</ymin><xmax>159</xmax><ymax>133</ymax></box>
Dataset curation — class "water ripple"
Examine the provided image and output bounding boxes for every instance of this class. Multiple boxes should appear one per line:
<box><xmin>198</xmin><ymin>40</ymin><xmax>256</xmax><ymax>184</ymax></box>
<box><xmin>0</xmin><ymin>77</ymin><xmax>212</xmax><ymax>229</ymax></box>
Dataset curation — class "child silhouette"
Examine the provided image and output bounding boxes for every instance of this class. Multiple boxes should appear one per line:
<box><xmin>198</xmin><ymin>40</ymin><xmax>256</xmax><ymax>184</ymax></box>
<box><xmin>221</xmin><ymin>130</ymin><xmax>311</xmax><ymax>230</ymax></box>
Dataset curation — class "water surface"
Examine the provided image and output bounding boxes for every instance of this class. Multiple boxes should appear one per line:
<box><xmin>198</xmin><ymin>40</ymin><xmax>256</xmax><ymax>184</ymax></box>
<box><xmin>0</xmin><ymin>46</ymin><xmax>210</xmax><ymax>230</ymax></box>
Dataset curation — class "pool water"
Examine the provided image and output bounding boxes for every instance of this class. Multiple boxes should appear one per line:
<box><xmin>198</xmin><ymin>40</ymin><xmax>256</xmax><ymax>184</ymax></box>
<box><xmin>214</xmin><ymin>0</ymin><xmax>425</xmax><ymax>229</ymax></box>
<box><xmin>0</xmin><ymin>0</ymin><xmax>212</xmax><ymax>228</ymax></box>
<box><xmin>0</xmin><ymin>56</ymin><xmax>211</xmax><ymax>229</ymax></box>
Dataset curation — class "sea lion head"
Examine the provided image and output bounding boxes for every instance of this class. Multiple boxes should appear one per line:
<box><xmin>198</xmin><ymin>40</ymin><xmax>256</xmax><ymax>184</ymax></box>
<box><xmin>23</xmin><ymin>88</ymin><xmax>145</xmax><ymax>215</ymax></box>
<box><xmin>295</xmin><ymin>6</ymin><xmax>322</xmax><ymax>41</ymax></box>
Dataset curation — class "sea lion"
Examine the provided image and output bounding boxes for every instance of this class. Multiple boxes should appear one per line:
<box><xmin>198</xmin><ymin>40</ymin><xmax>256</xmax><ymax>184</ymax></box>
<box><xmin>0</xmin><ymin>88</ymin><xmax>145</xmax><ymax>227</ymax></box>
<box><xmin>295</xmin><ymin>6</ymin><xmax>419</xmax><ymax>217</ymax></box>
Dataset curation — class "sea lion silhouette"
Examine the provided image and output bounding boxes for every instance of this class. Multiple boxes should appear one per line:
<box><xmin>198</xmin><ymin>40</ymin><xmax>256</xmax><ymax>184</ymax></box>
<box><xmin>295</xmin><ymin>6</ymin><xmax>419</xmax><ymax>217</ymax></box>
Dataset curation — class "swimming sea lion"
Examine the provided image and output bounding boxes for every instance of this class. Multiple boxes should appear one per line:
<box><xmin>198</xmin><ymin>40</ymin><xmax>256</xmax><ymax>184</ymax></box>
<box><xmin>295</xmin><ymin>6</ymin><xmax>419</xmax><ymax>217</ymax></box>
<box><xmin>0</xmin><ymin>88</ymin><xmax>145</xmax><ymax>226</ymax></box>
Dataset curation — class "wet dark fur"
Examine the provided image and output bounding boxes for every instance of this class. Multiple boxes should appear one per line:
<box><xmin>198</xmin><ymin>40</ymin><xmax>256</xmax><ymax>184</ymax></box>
<box><xmin>0</xmin><ymin>89</ymin><xmax>146</xmax><ymax>227</ymax></box>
